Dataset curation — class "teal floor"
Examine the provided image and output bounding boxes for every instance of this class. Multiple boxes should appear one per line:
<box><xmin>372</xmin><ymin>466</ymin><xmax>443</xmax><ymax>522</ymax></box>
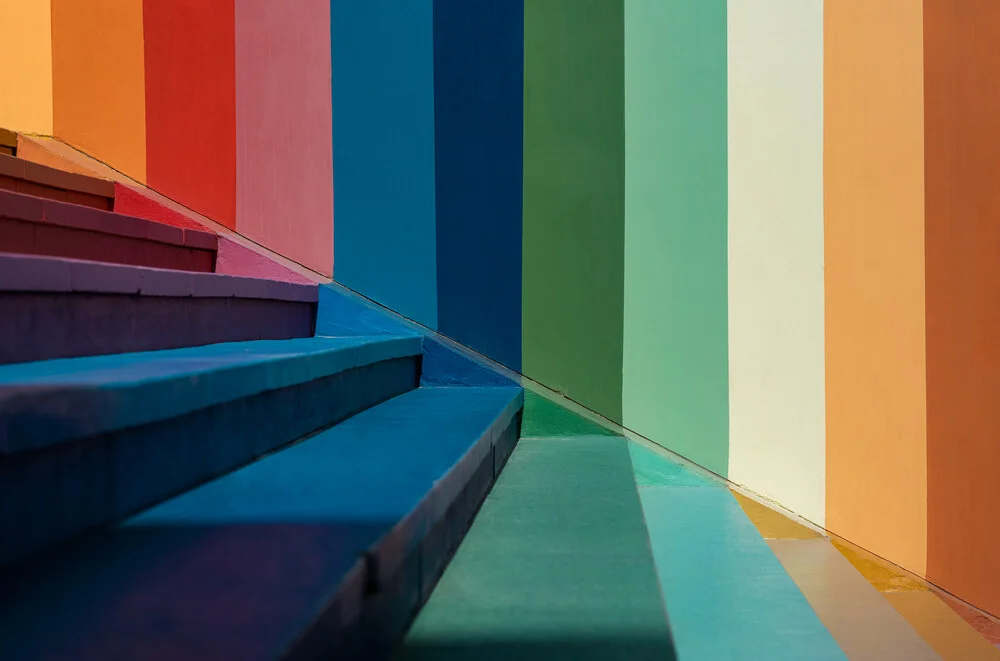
<box><xmin>397</xmin><ymin>391</ymin><xmax>993</xmax><ymax>661</ymax></box>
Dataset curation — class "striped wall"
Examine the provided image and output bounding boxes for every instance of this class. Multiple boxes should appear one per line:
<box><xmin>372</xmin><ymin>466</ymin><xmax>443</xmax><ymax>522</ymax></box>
<box><xmin>1</xmin><ymin>0</ymin><xmax>333</xmax><ymax>276</ymax></box>
<box><xmin>326</xmin><ymin>0</ymin><xmax>1000</xmax><ymax>618</ymax></box>
<box><xmin>7</xmin><ymin>0</ymin><xmax>1000</xmax><ymax>618</ymax></box>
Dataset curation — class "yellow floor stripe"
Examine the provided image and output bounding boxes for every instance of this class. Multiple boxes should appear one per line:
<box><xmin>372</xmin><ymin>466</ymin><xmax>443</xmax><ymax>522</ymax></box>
<box><xmin>731</xmin><ymin>490</ymin><xmax>822</xmax><ymax>540</ymax></box>
<box><xmin>829</xmin><ymin>537</ymin><xmax>927</xmax><ymax>592</ymax></box>
<box><xmin>885</xmin><ymin>592</ymin><xmax>1000</xmax><ymax>660</ymax></box>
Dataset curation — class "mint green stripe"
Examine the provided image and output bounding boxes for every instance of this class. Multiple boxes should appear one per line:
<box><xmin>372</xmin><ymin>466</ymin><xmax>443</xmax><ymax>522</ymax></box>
<box><xmin>622</xmin><ymin>0</ymin><xmax>729</xmax><ymax>475</ymax></box>
<box><xmin>522</xmin><ymin>0</ymin><xmax>625</xmax><ymax>423</ymax></box>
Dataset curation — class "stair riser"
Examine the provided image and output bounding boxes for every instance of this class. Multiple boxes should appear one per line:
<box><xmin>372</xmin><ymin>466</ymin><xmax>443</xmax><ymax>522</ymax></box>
<box><xmin>0</xmin><ymin>217</ymin><xmax>215</xmax><ymax>272</ymax></box>
<box><xmin>0</xmin><ymin>293</ymin><xmax>316</xmax><ymax>365</ymax></box>
<box><xmin>0</xmin><ymin>356</ymin><xmax>420</xmax><ymax>569</ymax></box>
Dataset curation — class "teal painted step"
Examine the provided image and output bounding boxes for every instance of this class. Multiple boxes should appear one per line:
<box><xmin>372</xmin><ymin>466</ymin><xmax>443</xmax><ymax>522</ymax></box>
<box><xmin>0</xmin><ymin>385</ymin><xmax>522</xmax><ymax>661</ymax></box>
<box><xmin>401</xmin><ymin>435</ymin><xmax>677</xmax><ymax>661</ymax></box>
<box><xmin>0</xmin><ymin>336</ymin><xmax>422</xmax><ymax>568</ymax></box>
<box><xmin>633</xmin><ymin>447</ymin><xmax>847</xmax><ymax>660</ymax></box>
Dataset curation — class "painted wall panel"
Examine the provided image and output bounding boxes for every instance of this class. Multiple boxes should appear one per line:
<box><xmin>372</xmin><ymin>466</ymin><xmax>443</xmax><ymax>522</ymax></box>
<box><xmin>623</xmin><ymin>0</ymin><xmax>728</xmax><ymax>475</ymax></box>
<box><xmin>236</xmin><ymin>0</ymin><xmax>333</xmax><ymax>276</ymax></box>
<box><xmin>0</xmin><ymin>0</ymin><xmax>52</xmax><ymax>134</ymax></box>
<box><xmin>522</xmin><ymin>0</ymin><xmax>625</xmax><ymax>422</ymax></box>
<box><xmin>924</xmin><ymin>0</ymin><xmax>1000</xmax><ymax>616</ymax></box>
<box><xmin>824</xmin><ymin>0</ymin><xmax>926</xmax><ymax>575</ymax></box>
<box><xmin>331</xmin><ymin>0</ymin><xmax>438</xmax><ymax>328</ymax></box>
<box><xmin>143</xmin><ymin>0</ymin><xmax>236</xmax><ymax>229</ymax></box>
<box><xmin>433</xmin><ymin>0</ymin><xmax>523</xmax><ymax>371</ymax></box>
<box><xmin>726</xmin><ymin>0</ymin><xmax>826</xmax><ymax>524</ymax></box>
<box><xmin>51</xmin><ymin>0</ymin><xmax>146</xmax><ymax>183</ymax></box>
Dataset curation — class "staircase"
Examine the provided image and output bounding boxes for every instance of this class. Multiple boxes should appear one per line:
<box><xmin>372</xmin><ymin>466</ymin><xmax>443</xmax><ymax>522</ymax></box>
<box><xmin>0</xmin><ymin>156</ymin><xmax>524</xmax><ymax>660</ymax></box>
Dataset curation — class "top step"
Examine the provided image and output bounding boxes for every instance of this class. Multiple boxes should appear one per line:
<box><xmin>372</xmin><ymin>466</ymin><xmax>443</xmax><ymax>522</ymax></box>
<box><xmin>0</xmin><ymin>152</ymin><xmax>114</xmax><ymax>210</ymax></box>
<box><xmin>0</xmin><ymin>129</ymin><xmax>16</xmax><ymax>156</ymax></box>
<box><xmin>0</xmin><ymin>187</ymin><xmax>217</xmax><ymax>272</ymax></box>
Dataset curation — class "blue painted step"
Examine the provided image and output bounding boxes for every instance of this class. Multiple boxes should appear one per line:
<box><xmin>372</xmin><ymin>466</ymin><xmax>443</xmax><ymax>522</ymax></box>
<box><xmin>0</xmin><ymin>336</ymin><xmax>422</xmax><ymax>568</ymax></box>
<box><xmin>0</xmin><ymin>385</ymin><xmax>523</xmax><ymax>661</ymax></box>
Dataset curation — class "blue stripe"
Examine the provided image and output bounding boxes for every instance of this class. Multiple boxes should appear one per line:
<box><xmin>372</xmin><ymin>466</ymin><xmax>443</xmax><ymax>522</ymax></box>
<box><xmin>331</xmin><ymin>0</ymin><xmax>438</xmax><ymax>328</ymax></box>
<box><xmin>432</xmin><ymin>0</ymin><xmax>524</xmax><ymax>370</ymax></box>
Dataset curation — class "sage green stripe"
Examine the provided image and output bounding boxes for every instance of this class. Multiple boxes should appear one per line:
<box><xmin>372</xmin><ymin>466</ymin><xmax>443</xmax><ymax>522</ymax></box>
<box><xmin>622</xmin><ymin>0</ymin><xmax>729</xmax><ymax>475</ymax></box>
<box><xmin>522</xmin><ymin>0</ymin><xmax>625</xmax><ymax>423</ymax></box>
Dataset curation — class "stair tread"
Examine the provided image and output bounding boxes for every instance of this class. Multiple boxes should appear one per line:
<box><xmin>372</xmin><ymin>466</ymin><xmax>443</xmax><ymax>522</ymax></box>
<box><xmin>0</xmin><ymin>188</ymin><xmax>215</xmax><ymax>250</ymax></box>
<box><xmin>0</xmin><ymin>152</ymin><xmax>115</xmax><ymax>199</ymax></box>
<box><xmin>0</xmin><ymin>335</ymin><xmax>422</xmax><ymax>453</ymax></box>
<box><xmin>0</xmin><ymin>385</ymin><xmax>522</xmax><ymax>661</ymax></box>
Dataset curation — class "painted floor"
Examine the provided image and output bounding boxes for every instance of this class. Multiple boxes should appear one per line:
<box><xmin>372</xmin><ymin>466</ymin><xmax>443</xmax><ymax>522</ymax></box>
<box><xmin>398</xmin><ymin>390</ymin><xmax>1000</xmax><ymax>661</ymax></box>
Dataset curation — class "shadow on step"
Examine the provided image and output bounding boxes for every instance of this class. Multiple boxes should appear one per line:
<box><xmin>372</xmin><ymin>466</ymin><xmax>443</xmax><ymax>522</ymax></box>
<box><xmin>0</xmin><ymin>519</ymin><xmax>391</xmax><ymax>661</ymax></box>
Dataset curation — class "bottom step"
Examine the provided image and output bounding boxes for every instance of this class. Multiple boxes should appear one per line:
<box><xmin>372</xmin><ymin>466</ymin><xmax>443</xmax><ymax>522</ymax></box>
<box><xmin>0</xmin><ymin>386</ymin><xmax>522</xmax><ymax>661</ymax></box>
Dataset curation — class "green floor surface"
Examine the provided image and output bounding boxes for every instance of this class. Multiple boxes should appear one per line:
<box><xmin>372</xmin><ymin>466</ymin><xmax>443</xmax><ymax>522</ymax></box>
<box><xmin>520</xmin><ymin>390</ymin><xmax>618</xmax><ymax>438</ymax></box>
<box><xmin>399</xmin><ymin>435</ymin><xmax>676</xmax><ymax>660</ymax></box>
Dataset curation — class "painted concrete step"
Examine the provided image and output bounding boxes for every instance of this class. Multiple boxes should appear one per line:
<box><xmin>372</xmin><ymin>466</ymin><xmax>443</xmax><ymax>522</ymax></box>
<box><xmin>0</xmin><ymin>188</ymin><xmax>217</xmax><ymax>272</ymax></box>
<box><xmin>769</xmin><ymin>538</ymin><xmax>942</xmax><ymax>660</ymax></box>
<box><xmin>0</xmin><ymin>335</ymin><xmax>422</xmax><ymax>569</ymax></box>
<box><xmin>630</xmin><ymin>443</ymin><xmax>849</xmax><ymax>661</ymax></box>
<box><xmin>0</xmin><ymin>385</ymin><xmax>522</xmax><ymax>661</ymax></box>
<box><xmin>0</xmin><ymin>151</ymin><xmax>114</xmax><ymax>210</ymax></box>
<box><xmin>0</xmin><ymin>252</ymin><xmax>317</xmax><ymax>364</ymax></box>
<box><xmin>0</xmin><ymin>128</ymin><xmax>16</xmax><ymax>156</ymax></box>
<box><xmin>402</xmin><ymin>435</ymin><xmax>677</xmax><ymax>661</ymax></box>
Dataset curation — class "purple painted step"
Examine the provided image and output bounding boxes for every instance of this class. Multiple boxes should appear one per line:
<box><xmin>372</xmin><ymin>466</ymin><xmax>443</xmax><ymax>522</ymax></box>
<box><xmin>0</xmin><ymin>187</ymin><xmax>217</xmax><ymax>272</ymax></box>
<box><xmin>0</xmin><ymin>252</ymin><xmax>318</xmax><ymax>365</ymax></box>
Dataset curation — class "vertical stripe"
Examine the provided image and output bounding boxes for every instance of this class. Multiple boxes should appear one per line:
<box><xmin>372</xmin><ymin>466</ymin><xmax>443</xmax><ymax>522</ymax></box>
<box><xmin>143</xmin><ymin>0</ymin><xmax>236</xmax><ymax>228</ymax></box>
<box><xmin>522</xmin><ymin>0</ymin><xmax>625</xmax><ymax>422</ymax></box>
<box><xmin>623</xmin><ymin>0</ymin><xmax>729</xmax><ymax>475</ymax></box>
<box><xmin>824</xmin><ymin>0</ymin><xmax>927</xmax><ymax>574</ymax></box>
<box><xmin>726</xmin><ymin>0</ymin><xmax>826</xmax><ymax>523</ymax></box>
<box><xmin>0</xmin><ymin>0</ymin><xmax>52</xmax><ymax>134</ymax></box>
<box><xmin>331</xmin><ymin>0</ymin><xmax>438</xmax><ymax>328</ymax></box>
<box><xmin>52</xmin><ymin>0</ymin><xmax>146</xmax><ymax>183</ymax></box>
<box><xmin>433</xmin><ymin>0</ymin><xmax>523</xmax><ymax>370</ymax></box>
<box><xmin>235</xmin><ymin>0</ymin><xmax>333</xmax><ymax>276</ymax></box>
<box><xmin>924</xmin><ymin>0</ymin><xmax>1000</xmax><ymax>616</ymax></box>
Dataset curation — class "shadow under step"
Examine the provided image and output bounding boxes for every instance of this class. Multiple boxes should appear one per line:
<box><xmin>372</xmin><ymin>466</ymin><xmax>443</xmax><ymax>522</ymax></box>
<box><xmin>0</xmin><ymin>385</ymin><xmax>523</xmax><ymax>661</ymax></box>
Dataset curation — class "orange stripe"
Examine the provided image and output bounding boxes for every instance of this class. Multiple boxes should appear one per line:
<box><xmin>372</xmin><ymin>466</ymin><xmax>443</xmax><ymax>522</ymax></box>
<box><xmin>924</xmin><ymin>0</ymin><xmax>1000</xmax><ymax>616</ymax></box>
<box><xmin>823</xmin><ymin>0</ymin><xmax>927</xmax><ymax>575</ymax></box>
<box><xmin>0</xmin><ymin>0</ymin><xmax>53</xmax><ymax>133</ymax></box>
<box><xmin>51</xmin><ymin>0</ymin><xmax>146</xmax><ymax>182</ymax></box>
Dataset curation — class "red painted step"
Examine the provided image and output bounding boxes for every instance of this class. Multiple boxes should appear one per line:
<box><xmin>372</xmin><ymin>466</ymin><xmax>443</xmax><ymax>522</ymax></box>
<box><xmin>0</xmin><ymin>188</ymin><xmax>217</xmax><ymax>272</ymax></box>
<box><xmin>0</xmin><ymin>152</ymin><xmax>114</xmax><ymax>210</ymax></box>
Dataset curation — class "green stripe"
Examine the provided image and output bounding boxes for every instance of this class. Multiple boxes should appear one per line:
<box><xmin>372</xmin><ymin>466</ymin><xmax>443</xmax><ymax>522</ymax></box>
<box><xmin>402</xmin><ymin>436</ymin><xmax>675</xmax><ymax>660</ymax></box>
<box><xmin>522</xmin><ymin>0</ymin><xmax>625</xmax><ymax>423</ymax></box>
<box><xmin>521</xmin><ymin>391</ymin><xmax>618</xmax><ymax>438</ymax></box>
<box><xmin>622</xmin><ymin>0</ymin><xmax>729</xmax><ymax>475</ymax></box>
